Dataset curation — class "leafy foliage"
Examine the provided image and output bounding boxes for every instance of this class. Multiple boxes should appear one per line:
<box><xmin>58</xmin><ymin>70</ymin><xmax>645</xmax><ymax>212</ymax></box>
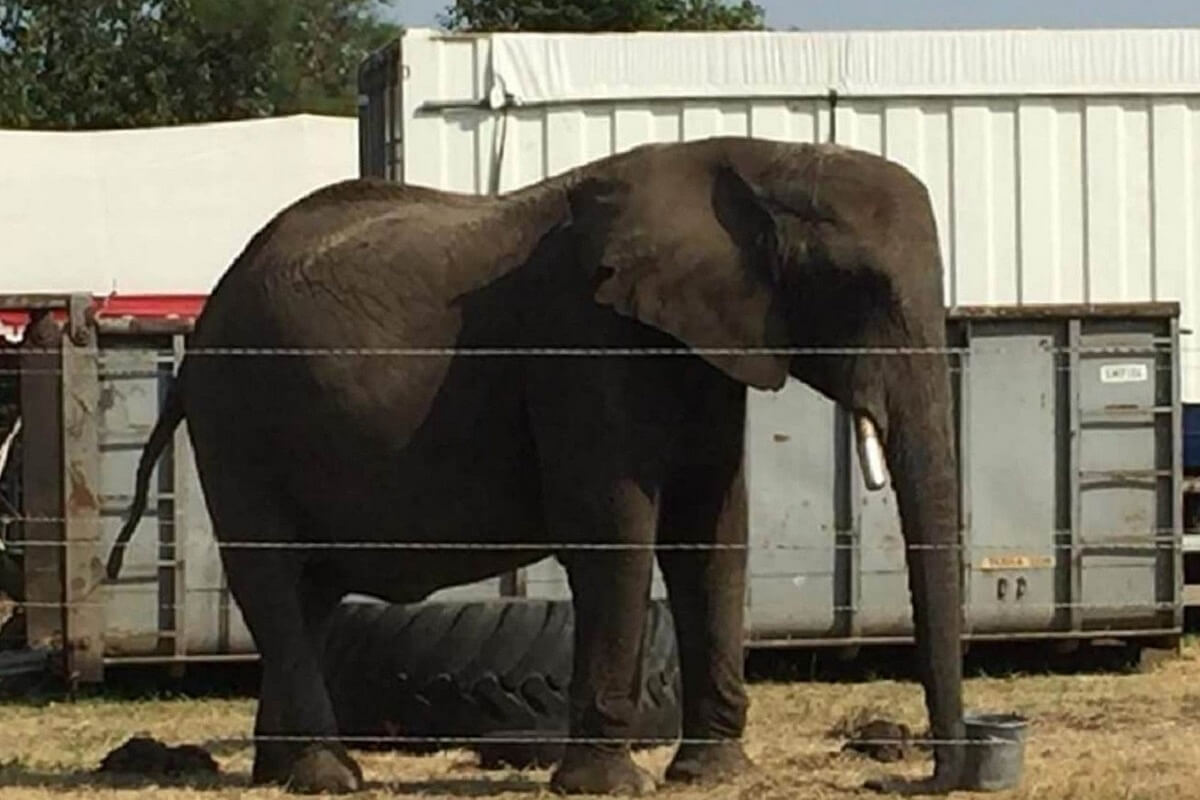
<box><xmin>0</xmin><ymin>0</ymin><xmax>399</xmax><ymax>129</ymax></box>
<box><xmin>0</xmin><ymin>0</ymin><xmax>768</xmax><ymax>129</ymax></box>
<box><xmin>441</xmin><ymin>0</ymin><xmax>765</xmax><ymax>32</ymax></box>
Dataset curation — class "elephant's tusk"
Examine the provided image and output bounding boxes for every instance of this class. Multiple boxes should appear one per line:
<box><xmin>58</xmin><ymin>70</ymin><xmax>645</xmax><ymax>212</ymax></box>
<box><xmin>854</xmin><ymin>413</ymin><xmax>889</xmax><ymax>491</ymax></box>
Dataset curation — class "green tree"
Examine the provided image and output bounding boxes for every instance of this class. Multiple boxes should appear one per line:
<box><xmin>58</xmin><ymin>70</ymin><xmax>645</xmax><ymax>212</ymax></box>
<box><xmin>441</xmin><ymin>0</ymin><xmax>765</xmax><ymax>32</ymax></box>
<box><xmin>0</xmin><ymin>0</ymin><xmax>399</xmax><ymax>129</ymax></box>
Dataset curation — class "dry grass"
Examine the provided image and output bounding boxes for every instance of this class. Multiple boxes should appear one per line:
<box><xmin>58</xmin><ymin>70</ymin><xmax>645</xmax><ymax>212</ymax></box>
<box><xmin>3</xmin><ymin>642</ymin><xmax>1200</xmax><ymax>799</ymax></box>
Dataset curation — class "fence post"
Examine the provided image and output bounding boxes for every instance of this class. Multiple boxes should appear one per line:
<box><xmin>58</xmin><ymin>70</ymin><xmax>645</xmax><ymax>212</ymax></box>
<box><xmin>19</xmin><ymin>310</ymin><xmax>65</xmax><ymax>658</ymax></box>
<box><xmin>61</xmin><ymin>294</ymin><xmax>104</xmax><ymax>685</ymax></box>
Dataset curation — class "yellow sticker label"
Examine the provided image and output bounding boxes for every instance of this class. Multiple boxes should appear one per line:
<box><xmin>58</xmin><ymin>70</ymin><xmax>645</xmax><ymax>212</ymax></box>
<box><xmin>978</xmin><ymin>555</ymin><xmax>1054</xmax><ymax>571</ymax></box>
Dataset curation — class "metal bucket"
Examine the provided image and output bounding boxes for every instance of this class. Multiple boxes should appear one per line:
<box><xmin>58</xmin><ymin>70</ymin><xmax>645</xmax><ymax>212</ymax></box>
<box><xmin>961</xmin><ymin>712</ymin><xmax>1028</xmax><ymax>791</ymax></box>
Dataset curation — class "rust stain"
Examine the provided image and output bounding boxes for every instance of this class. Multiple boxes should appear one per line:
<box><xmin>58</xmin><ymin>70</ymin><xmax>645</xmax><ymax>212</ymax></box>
<box><xmin>66</xmin><ymin>394</ymin><xmax>92</xmax><ymax>438</ymax></box>
<box><xmin>948</xmin><ymin>302</ymin><xmax>1178</xmax><ymax>321</ymax></box>
<box><xmin>1123</xmin><ymin>508</ymin><xmax>1149</xmax><ymax>528</ymax></box>
<box><xmin>68</xmin><ymin>461</ymin><xmax>98</xmax><ymax>512</ymax></box>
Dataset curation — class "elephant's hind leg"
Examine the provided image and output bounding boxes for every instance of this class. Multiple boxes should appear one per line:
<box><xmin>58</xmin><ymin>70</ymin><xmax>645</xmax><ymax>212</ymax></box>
<box><xmin>210</xmin><ymin>490</ymin><xmax>362</xmax><ymax>794</ymax></box>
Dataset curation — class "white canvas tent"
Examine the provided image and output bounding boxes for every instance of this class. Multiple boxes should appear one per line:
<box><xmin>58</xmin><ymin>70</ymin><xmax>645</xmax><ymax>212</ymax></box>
<box><xmin>0</xmin><ymin>114</ymin><xmax>358</xmax><ymax>297</ymax></box>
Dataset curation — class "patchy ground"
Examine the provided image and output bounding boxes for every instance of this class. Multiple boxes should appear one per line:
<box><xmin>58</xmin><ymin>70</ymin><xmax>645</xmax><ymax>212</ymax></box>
<box><xmin>2</xmin><ymin>642</ymin><xmax>1200</xmax><ymax>799</ymax></box>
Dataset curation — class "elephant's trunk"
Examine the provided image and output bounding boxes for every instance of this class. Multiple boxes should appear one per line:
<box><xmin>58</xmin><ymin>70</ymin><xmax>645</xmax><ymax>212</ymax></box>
<box><xmin>883</xmin><ymin>346</ymin><xmax>965</xmax><ymax>785</ymax></box>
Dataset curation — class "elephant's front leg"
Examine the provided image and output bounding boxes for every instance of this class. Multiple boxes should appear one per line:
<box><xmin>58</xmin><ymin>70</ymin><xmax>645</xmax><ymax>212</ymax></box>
<box><xmin>656</xmin><ymin>456</ymin><xmax>754</xmax><ymax>785</ymax></box>
<box><xmin>548</xmin><ymin>481</ymin><xmax>659</xmax><ymax>797</ymax></box>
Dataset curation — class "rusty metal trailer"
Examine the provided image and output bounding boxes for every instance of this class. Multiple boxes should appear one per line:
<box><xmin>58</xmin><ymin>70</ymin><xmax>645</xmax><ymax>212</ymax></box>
<box><xmin>0</xmin><ymin>293</ymin><xmax>1185</xmax><ymax>685</ymax></box>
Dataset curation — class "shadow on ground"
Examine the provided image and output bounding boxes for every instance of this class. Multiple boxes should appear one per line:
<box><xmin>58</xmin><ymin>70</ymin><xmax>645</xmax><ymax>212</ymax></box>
<box><xmin>744</xmin><ymin>638</ymin><xmax>1158</xmax><ymax>683</ymax></box>
<box><xmin>0</xmin><ymin>763</ymin><xmax>244</xmax><ymax>793</ymax></box>
<box><xmin>0</xmin><ymin>762</ymin><xmax>546</xmax><ymax>797</ymax></box>
<box><xmin>0</xmin><ymin>660</ymin><xmax>262</xmax><ymax>703</ymax></box>
<box><xmin>375</xmin><ymin>776</ymin><xmax>544</xmax><ymax>796</ymax></box>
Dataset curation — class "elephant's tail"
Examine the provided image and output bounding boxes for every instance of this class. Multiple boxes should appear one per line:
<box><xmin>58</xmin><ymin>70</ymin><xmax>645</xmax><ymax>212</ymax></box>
<box><xmin>105</xmin><ymin>374</ymin><xmax>186</xmax><ymax>581</ymax></box>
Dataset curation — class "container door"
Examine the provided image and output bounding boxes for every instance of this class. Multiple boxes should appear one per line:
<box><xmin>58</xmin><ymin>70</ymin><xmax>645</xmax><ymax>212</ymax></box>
<box><xmin>853</xmin><ymin>447</ymin><xmax>909</xmax><ymax>637</ymax></box>
<box><xmin>744</xmin><ymin>379</ymin><xmax>840</xmax><ymax>640</ymax></box>
<box><xmin>1075</xmin><ymin>321</ymin><xmax>1176</xmax><ymax>628</ymax></box>
<box><xmin>963</xmin><ymin>322</ymin><xmax>1061</xmax><ymax>633</ymax></box>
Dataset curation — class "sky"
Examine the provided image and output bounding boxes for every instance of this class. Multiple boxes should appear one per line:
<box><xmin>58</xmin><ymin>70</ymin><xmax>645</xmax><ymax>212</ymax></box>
<box><xmin>377</xmin><ymin>0</ymin><xmax>1200</xmax><ymax>30</ymax></box>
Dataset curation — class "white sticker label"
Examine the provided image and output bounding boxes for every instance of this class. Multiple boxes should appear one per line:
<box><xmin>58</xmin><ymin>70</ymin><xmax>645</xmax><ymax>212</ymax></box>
<box><xmin>1099</xmin><ymin>363</ymin><xmax>1148</xmax><ymax>384</ymax></box>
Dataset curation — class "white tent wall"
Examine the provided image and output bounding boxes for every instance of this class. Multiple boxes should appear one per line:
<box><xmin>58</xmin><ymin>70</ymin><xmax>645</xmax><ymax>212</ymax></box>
<box><xmin>391</xmin><ymin>28</ymin><xmax>1200</xmax><ymax>401</ymax></box>
<box><xmin>0</xmin><ymin>114</ymin><xmax>358</xmax><ymax>296</ymax></box>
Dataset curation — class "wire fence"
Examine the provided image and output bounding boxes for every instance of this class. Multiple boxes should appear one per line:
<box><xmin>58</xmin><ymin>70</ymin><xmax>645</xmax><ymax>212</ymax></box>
<box><xmin>0</xmin><ymin>258</ymin><xmax>1192</xmax><ymax>764</ymax></box>
<box><xmin>2</xmin><ymin>597</ymin><xmax>1181</xmax><ymax>614</ymax></box>
<box><xmin>1</xmin><ymin>342</ymin><xmax>1191</xmax><ymax>386</ymax></box>
<box><xmin>0</xmin><ymin>336</ymin><xmax>1191</xmax><ymax>754</ymax></box>
<box><xmin>198</xmin><ymin>733</ymin><xmax>1016</xmax><ymax>748</ymax></box>
<box><xmin>0</xmin><ymin>341</ymin><xmax>1193</xmax><ymax>364</ymax></box>
<box><xmin>5</xmin><ymin>342</ymin><xmax>1191</xmax><ymax>355</ymax></box>
<box><xmin>1</xmin><ymin>516</ymin><xmax>1187</xmax><ymax>552</ymax></box>
<box><xmin>3</xmin><ymin>363</ymin><xmax>1193</xmax><ymax>378</ymax></box>
<box><xmin>0</xmin><ymin>518</ymin><xmax>1185</xmax><ymax>614</ymax></box>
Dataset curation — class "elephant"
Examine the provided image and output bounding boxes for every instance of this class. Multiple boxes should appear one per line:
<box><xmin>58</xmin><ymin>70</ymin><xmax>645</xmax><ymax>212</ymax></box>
<box><xmin>106</xmin><ymin>135</ymin><xmax>966</xmax><ymax>796</ymax></box>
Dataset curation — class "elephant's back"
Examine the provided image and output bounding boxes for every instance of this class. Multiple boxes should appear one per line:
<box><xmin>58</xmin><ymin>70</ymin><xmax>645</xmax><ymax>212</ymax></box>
<box><xmin>179</xmin><ymin>174</ymin><xmax>563</xmax><ymax>499</ymax></box>
<box><xmin>192</xmin><ymin>174</ymin><xmax>562</xmax><ymax>357</ymax></box>
<box><xmin>182</xmin><ymin>185</ymin><xmax>493</xmax><ymax>461</ymax></box>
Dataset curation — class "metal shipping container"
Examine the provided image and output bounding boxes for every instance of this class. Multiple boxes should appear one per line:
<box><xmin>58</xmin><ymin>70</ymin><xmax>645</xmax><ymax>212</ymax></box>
<box><xmin>0</xmin><ymin>294</ymin><xmax>1183</xmax><ymax>682</ymax></box>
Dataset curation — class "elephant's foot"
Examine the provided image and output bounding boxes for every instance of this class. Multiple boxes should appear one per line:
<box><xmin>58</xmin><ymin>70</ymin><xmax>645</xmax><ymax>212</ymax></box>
<box><xmin>864</xmin><ymin>754</ymin><xmax>965</xmax><ymax>796</ymax></box>
<box><xmin>251</xmin><ymin>743</ymin><xmax>292</xmax><ymax>787</ymax></box>
<box><xmin>256</xmin><ymin>744</ymin><xmax>363</xmax><ymax>795</ymax></box>
<box><xmin>550</xmin><ymin>746</ymin><xmax>657</xmax><ymax>796</ymax></box>
<box><xmin>665</xmin><ymin>740</ymin><xmax>754</xmax><ymax>785</ymax></box>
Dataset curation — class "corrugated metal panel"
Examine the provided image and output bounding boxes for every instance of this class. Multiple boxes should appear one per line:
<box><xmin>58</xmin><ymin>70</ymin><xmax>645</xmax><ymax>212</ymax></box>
<box><xmin>835</xmin><ymin>95</ymin><xmax>1200</xmax><ymax>402</ymax></box>
<box><xmin>95</xmin><ymin>346</ymin><xmax>169</xmax><ymax>656</ymax></box>
<box><xmin>96</xmin><ymin>340</ymin><xmax>254</xmax><ymax>658</ymax></box>
<box><xmin>393</xmin><ymin>29</ymin><xmax>1200</xmax><ymax>402</ymax></box>
<box><xmin>482</xmin><ymin>28</ymin><xmax>1200</xmax><ymax>104</ymax></box>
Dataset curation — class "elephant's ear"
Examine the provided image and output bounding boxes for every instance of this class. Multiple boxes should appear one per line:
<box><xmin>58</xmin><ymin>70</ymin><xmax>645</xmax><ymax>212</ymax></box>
<box><xmin>567</xmin><ymin>163</ymin><xmax>791</xmax><ymax>391</ymax></box>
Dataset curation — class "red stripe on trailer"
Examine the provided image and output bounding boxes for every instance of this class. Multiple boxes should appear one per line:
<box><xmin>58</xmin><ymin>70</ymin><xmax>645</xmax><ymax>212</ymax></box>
<box><xmin>0</xmin><ymin>294</ymin><xmax>208</xmax><ymax>332</ymax></box>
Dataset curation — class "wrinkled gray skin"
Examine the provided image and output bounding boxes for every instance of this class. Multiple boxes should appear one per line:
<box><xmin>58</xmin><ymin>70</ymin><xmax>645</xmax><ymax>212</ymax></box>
<box><xmin>108</xmin><ymin>137</ymin><xmax>965</xmax><ymax>796</ymax></box>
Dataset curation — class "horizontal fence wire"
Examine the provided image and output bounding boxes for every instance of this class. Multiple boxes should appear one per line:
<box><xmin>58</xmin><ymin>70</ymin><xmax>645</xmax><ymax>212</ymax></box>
<box><xmin>199</xmin><ymin>733</ymin><xmax>1024</xmax><ymax>748</ymax></box>
<box><xmin>0</xmin><ymin>519</ymin><xmax>1186</xmax><ymax>552</ymax></box>
<box><xmin>1</xmin><ymin>345</ymin><xmax>1191</xmax><ymax>378</ymax></box>
<box><xmin>2</xmin><ymin>540</ymin><xmax>1186</xmax><ymax>553</ymax></box>
<box><xmin>0</xmin><ymin>343</ymin><xmax>1190</xmax><ymax>382</ymax></box>
<box><xmin>4</xmin><ymin>365</ymin><xmax>1195</xmax><ymax>379</ymax></box>
<box><xmin>3</xmin><ymin>342</ymin><xmax>1194</xmax><ymax>358</ymax></box>
<box><xmin>1</xmin><ymin>598</ymin><xmax>1182</xmax><ymax>613</ymax></box>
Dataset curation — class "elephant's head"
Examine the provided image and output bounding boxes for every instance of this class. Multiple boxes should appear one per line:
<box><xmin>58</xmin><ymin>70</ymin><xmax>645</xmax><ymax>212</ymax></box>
<box><xmin>567</xmin><ymin>136</ymin><xmax>965</xmax><ymax>792</ymax></box>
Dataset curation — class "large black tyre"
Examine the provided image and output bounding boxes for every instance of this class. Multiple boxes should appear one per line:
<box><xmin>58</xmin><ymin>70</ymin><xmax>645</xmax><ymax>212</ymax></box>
<box><xmin>322</xmin><ymin>598</ymin><xmax>681</xmax><ymax>768</ymax></box>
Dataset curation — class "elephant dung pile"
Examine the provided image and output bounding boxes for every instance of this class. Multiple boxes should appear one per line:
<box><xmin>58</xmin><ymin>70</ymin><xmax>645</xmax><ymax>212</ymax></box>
<box><xmin>97</xmin><ymin>736</ymin><xmax>219</xmax><ymax>778</ymax></box>
<box><xmin>828</xmin><ymin>711</ymin><xmax>930</xmax><ymax>763</ymax></box>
